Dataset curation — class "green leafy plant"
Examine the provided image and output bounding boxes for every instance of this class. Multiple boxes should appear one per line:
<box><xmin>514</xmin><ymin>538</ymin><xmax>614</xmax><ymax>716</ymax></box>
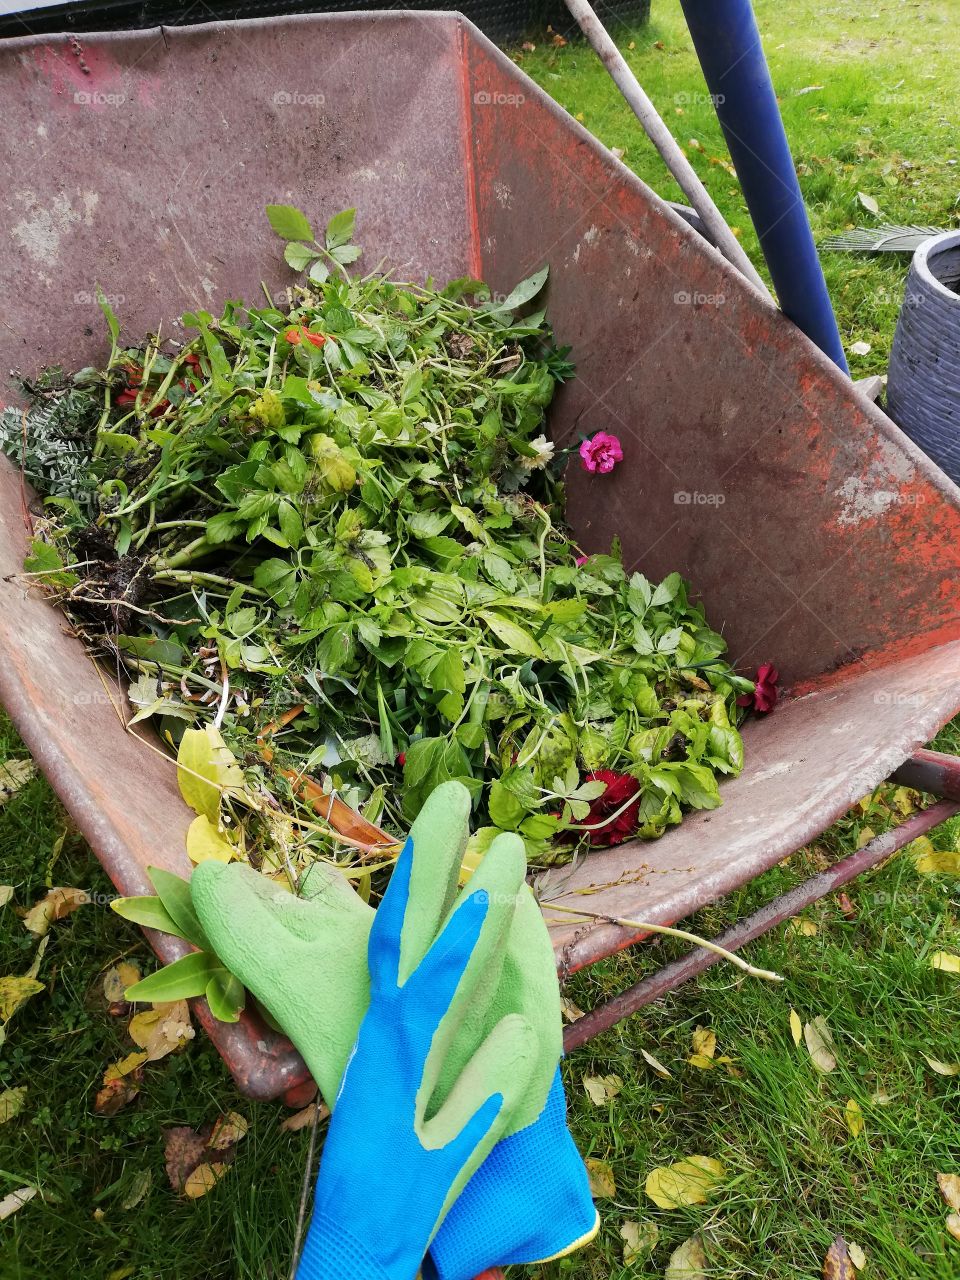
<box><xmin>2</xmin><ymin>203</ymin><xmax>752</xmax><ymax>880</ymax></box>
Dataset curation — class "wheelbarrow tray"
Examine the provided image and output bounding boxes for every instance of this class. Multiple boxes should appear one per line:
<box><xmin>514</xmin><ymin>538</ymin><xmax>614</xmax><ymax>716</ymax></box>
<box><xmin>1</xmin><ymin>11</ymin><xmax>960</xmax><ymax>1098</ymax></box>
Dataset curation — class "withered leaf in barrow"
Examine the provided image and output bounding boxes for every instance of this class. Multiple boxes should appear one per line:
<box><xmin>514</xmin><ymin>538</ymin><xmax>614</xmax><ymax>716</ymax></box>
<box><xmin>823</xmin><ymin>1235</ymin><xmax>855</xmax><ymax>1279</ymax></box>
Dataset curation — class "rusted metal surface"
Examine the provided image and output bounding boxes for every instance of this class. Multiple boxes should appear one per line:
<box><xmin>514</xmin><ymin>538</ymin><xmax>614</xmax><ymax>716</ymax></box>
<box><xmin>461</xmin><ymin>31</ymin><xmax>960</xmax><ymax>683</ymax></box>
<box><xmin>0</xmin><ymin>13</ymin><xmax>958</xmax><ymax>1103</ymax></box>
<box><xmin>562</xmin><ymin>797</ymin><xmax>960</xmax><ymax>1050</ymax></box>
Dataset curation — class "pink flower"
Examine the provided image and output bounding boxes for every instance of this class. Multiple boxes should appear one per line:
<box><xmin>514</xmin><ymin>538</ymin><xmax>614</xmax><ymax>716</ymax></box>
<box><xmin>575</xmin><ymin>554</ymin><xmax>589</xmax><ymax>566</ymax></box>
<box><xmin>737</xmin><ymin>663</ymin><xmax>780</xmax><ymax>714</ymax></box>
<box><xmin>579</xmin><ymin>431</ymin><xmax>623</xmax><ymax>474</ymax></box>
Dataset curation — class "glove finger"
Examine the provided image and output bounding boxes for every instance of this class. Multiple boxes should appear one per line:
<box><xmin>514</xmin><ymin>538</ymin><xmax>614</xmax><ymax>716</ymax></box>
<box><xmin>407</xmin><ymin>833</ymin><xmax>524</xmax><ymax>1030</ymax></box>
<box><xmin>366</xmin><ymin>833</ymin><xmax>413</xmax><ymax>991</ymax></box>
<box><xmin>423</xmin><ymin>1013</ymin><xmax>538</xmax><ymax>1234</ymax></box>
<box><xmin>398</xmin><ymin>781</ymin><xmax>473</xmax><ymax>984</ymax></box>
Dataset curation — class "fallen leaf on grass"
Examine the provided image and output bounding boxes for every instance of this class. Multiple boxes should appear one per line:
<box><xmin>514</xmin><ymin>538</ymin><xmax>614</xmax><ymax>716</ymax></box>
<box><xmin>0</xmin><ymin>886</ymin><xmax>13</xmax><ymax>908</ymax></box>
<box><xmin>164</xmin><ymin>1113</ymin><xmax>249</xmax><ymax>1196</ymax></box>
<box><xmin>640</xmin><ymin>1047</ymin><xmax>673</xmax><ymax>1078</ymax></box>
<box><xmin>788</xmin><ymin>916</ymin><xmax>818</xmax><ymax>937</ymax></box>
<box><xmin>22</xmin><ymin>886</ymin><xmax>87</xmax><ymax>937</ymax></box>
<box><xmin>947</xmin><ymin>1213</ymin><xmax>960</xmax><ymax>1242</ymax></box>
<box><xmin>804</xmin><ymin>1017</ymin><xmax>838</xmax><ymax>1073</ymax></box>
<box><xmin>938</xmin><ymin>1173</ymin><xmax>960</xmax><ymax>1212</ymax></box>
<box><xmin>848</xmin><ymin>1241</ymin><xmax>867</xmax><ymax>1269</ymax></box>
<box><xmin>912</xmin><ymin>844</ymin><xmax>960</xmax><ymax>876</ymax></box>
<box><xmin>585</xmin><ymin>1157</ymin><xmax>616</xmax><ymax>1199</ymax></box>
<box><xmin>857</xmin><ymin>191</ymin><xmax>880</xmax><ymax>215</ymax></box>
<box><xmin>849</xmin><ymin>341</ymin><xmax>872</xmax><ymax>357</ymax></box>
<box><xmin>836</xmin><ymin>893</ymin><xmax>857</xmax><ymax>920</ymax></box>
<box><xmin>103</xmin><ymin>961</ymin><xmax>142</xmax><ymax>1008</ymax></box>
<box><xmin>560</xmin><ymin>995</ymin><xmax>585</xmax><ymax>1022</ymax></box>
<box><xmin>688</xmin><ymin>1026</ymin><xmax>717</xmax><ymax>1069</ymax></box>
<box><xmin>856</xmin><ymin>827</ymin><xmax>876</xmax><ymax>850</ymax></box>
<box><xmin>620</xmin><ymin>1219</ymin><xmax>658</xmax><ymax>1263</ymax></box>
<box><xmin>645</xmin><ymin>1156</ymin><xmax>726</xmax><ymax>1209</ymax></box>
<box><xmin>0</xmin><ymin>1186</ymin><xmax>36</xmax><ymax>1221</ymax></box>
<box><xmin>790</xmin><ymin>1009</ymin><xmax>803</xmax><ymax>1046</ymax></box>
<box><xmin>120</xmin><ymin>1169</ymin><xmax>152</xmax><ymax>1211</ymax></box>
<box><xmin>0</xmin><ymin>1086</ymin><xmax>26</xmax><ymax>1124</ymax></box>
<box><xmin>666</xmin><ymin>1234</ymin><xmax>707</xmax><ymax>1279</ymax></box>
<box><xmin>0</xmin><ymin>975</ymin><xmax>43</xmax><ymax>1023</ymax></box>
<box><xmin>583</xmin><ymin>1074</ymin><xmax>622</xmax><ymax>1105</ymax></box>
<box><xmin>0</xmin><ymin>759</ymin><xmax>35</xmax><ymax>805</ymax></box>
<box><xmin>923</xmin><ymin>1056</ymin><xmax>960</xmax><ymax>1076</ymax></box>
<box><xmin>184</xmin><ymin>1163</ymin><xmax>229</xmax><ymax>1198</ymax></box>
<box><xmin>128</xmin><ymin>1001</ymin><xmax>194</xmax><ymax>1061</ymax></box>
<box><xmin>823</xmin><ymin>1234</ymin><xmax>856</xmax><ymax>1278</ymax></box>
<box><xmin>844</xmin><ymin>1099</ymin><xmax>864</xmax><ymax>1138</ymax></box>
<box><xmin>929</xmin><ymin>952</ymin><xmax>960</xmax><ymax>975</ymax></box>
<box><xmin>95</xmin><ymin>1051</ymin><xmax>148</xmax><ymax>1115</ymax></box>
<box><xmin>280</xmin><ymin>1101</ymin><xmax>329</xmax><ymax>1133</ymax></box>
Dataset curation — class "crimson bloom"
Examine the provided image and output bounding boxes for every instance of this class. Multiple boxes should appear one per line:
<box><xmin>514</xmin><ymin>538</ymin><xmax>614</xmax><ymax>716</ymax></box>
<box><xmin>574</xmin><ymin>769</ymin><xmax>642</xmax><ymax>846</ymax></box>
<box><xmin>579</xmin><ymin>431</ymin><xmax>623</xmax><ymax>474</ymax></box>
<box><xmin>737</xmin><ymin>663</ymin><xmax>779</xmax><ymax>714</ymax></box>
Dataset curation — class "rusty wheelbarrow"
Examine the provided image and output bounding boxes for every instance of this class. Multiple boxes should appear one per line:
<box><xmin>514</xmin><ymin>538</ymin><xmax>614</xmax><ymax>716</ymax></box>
<box><xmin>1</xmin><ymin>11</ymin><xmax>960</xmax><ymax>1112</ymax></box>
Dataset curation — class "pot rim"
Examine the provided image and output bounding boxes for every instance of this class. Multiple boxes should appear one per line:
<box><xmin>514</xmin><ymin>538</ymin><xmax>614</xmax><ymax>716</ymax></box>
<box><xmin>912</xmin><ymin>229</ymin><xmax>960</xmax><ymax>303</ymax></box>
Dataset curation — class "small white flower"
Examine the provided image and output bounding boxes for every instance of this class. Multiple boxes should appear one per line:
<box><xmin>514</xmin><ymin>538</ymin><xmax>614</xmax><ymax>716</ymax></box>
<box><xmin>520</xmin><ymin>434</ymin><xmax>555</xmax><ymax>470</ymax></box>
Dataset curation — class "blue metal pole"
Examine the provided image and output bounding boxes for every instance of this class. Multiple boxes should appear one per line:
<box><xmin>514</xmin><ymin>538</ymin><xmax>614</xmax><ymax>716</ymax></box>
<box><xmin>677</xmin><ymin>0</ymin><xmax>849</xmax><ymax>373</ymax></box>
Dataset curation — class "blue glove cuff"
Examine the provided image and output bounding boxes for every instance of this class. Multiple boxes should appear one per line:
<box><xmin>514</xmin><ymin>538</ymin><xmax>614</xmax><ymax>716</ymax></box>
<box><xmin>296</xmin><ymin>1209</ymin><xmax>395</xmax><ymax>1280</ymax></box>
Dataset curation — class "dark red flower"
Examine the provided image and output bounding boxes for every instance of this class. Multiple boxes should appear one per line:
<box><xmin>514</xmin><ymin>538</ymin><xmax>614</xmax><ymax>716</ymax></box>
<box><xmin>573</xmin><ymin>769</ymin><xmax>642</xmax><ymax>846</ymax></box>
<box><xmin>737</xmin><ymin>663</ymin><xmax>779</xmax><ymax>714</ymax></box>
<box><xmin>396</xmin><ymin>752</ymin><xmax>406</xmax><ymax>768</ymax></box>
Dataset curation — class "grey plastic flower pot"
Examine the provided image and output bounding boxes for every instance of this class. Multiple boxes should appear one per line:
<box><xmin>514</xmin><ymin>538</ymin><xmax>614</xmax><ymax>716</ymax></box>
<box><xmin>887</xmin><ymin>230</ymin><xmax>960</xmax><ymax>484</ymax></box>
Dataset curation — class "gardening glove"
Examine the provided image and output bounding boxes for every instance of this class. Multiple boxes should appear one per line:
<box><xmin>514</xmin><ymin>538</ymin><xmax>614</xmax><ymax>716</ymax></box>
<box><xmin>294</xmin><ymin>827</ymin><xmax>538</xmax><ymax>1280</ymax></box>
<box><xmin>191</xmin><ymin>781</ymin><xmax>598</xmax><ymax>1277</ymax></box>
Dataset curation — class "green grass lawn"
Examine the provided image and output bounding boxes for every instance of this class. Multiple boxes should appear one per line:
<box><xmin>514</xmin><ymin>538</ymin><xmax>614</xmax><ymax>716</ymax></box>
<box><xmin>3</xmin><ymin>3</ymin><xmax>960</xmax><ymax>1278</ymax></box>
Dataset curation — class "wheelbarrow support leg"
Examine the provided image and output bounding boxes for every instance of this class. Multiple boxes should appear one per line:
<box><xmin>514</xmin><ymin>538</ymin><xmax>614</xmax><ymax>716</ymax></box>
<box><xmin>677</xmin><ymin>0</ymin><xmax>850</xmax><ymax>372</ymax></box>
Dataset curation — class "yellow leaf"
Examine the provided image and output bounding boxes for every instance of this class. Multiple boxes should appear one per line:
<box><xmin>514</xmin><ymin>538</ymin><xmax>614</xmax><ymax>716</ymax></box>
<box><xmin>823</xmin><ymin>1234</ymin><xmax>855</xmax><ymax>1279</ymax></box>
<box><xmin>209</xmin><ymin>1111</ymin><xmax>249</xmax><ymax>1150</ymax></box>
<box><xmin>848</xmin><ymin>1241</ymin><xmax>867</xmax><ymax>1270</ymax></box>
<box><xmin>583</xmin><ymin>1074</ymin><xmax>622</xmax><ymax>1105</ymax></box>
<box><xmin>645</xmin><ymin>1156</ymin><xmax>725</xmax><ymax>1209</ymax></box>
<box><xmin>640</xmin><ymin>1047</ymin><xmax>672</xmax><ymax>1078</ymax></box>
<box><xmin>0</xmin><ymin>1086</ymin><xmax>27</xmax><ymax>1124</ymax></box>
<box><xmin>0</xmin><ymin>759</ymin><xmax>36</xmax><ymax>805</ymax></box>
<box><xmin>103</xmin><ymin>1051</ymin><xmax>149</xmax><ymax>1082</ymax></box>
<box><xmin>183</xmin><ymin>1161</ymin><xmax>229</xmax><ymax>1199</ymax></box>
<box><xmin>947</xmin><ymin>1213</ymin><xmax>960</xmax><ymax>1243</ymax></box>
<box><xmin>804</xmin><ymin>1016</ymin><xmax>837</xmax><ymax>1073</ymax></box>
<box><xmin>688</xmin><ymin>1054</ymin><xmax>716</xmax><ymax>1070</ymax></box>
<box><xmin>0</xmin><ymin>975</ymin><xmax>44</xmax><ymax>1022</ymax></box>
<box><xmin>788</xmin><ymin>916</ymin><xmax>818</xmax><ymax>937</ymax></box>
<box><xmin>0</xmin><ymin>886</ymin><xmax>14</xmax><ymax>908</ymax></box>
<box><xmin>856</xmin><ymin>826</ymin><xmax>877</xmax><ymax>849</ymax></box>
<box><xmin>128</xmin><ymin>1001</ymin><xmax>194</xmax><ymax>1062</ymax></box>
<box><xmin>923</xmin><ymin>1056</ymin><xmax>960</xmax><ymax>1077</ymax></box>
<box><xmin>281</xmin><ymin>1101</ymin><xmax>330</xmax><ymax>1133</ymax></box>
<box><xmin>0</xmin><ymin>1186</ymin><xmax>36</xmax><ymax>1221</ymax></box>
<box><xmin>585</xmin><ymin>1157</ymin><xmax>616</xmax><ymax>1198</ymax></box>
<box><xmin>913</xmin><ymin>844</ymin><xmax>960</xmax><ymax>876</ymax></box>
<box><xmin>790</xmin><ymin>1008</ymin><xmax>803</xmax><ymax>1046</ymax></box>
<box><xmin>891</xmin><ymin>786</ymin><xmax>919</xmax><ymax>815</ymax></box>
<box><xmin>186</xmin><ymin>814</ymin><xmax>236</xmax><ymax>865</ymax></box>
<box><xmin>22</xmin><ymin>886</ymin><xmax>88</xmax><ymax>937</ymax></box>
<box><xmin>930</xmin><ymin>952</ymin><xmax>960</xmax><ymax>975</ymax></box>
<box><xmin>176</xmin><ymin>726</ymin><xmax>243</xmax><ymax>824</ymax></box>
<box><xmin>560</xmin><ymin>996</ymin><xmax>585</xmax><ymax>1022</ymax></box>
<box><xmin>666</xmin><ymin>1234</ymin><xmax>707</xmax><ymax>1279</ymax></box>
<box><xmin>938</xmin><ymin>1173</ymin><xmax>960</xmax><ymax>1213</ymax></box>
<box><xmin>844</xmin><ymin>1098</ymin><xmax>864</xmax><ymax>1139</ymax></box>
<box><xmin>620</xmin><ymin>1219</ymin><xmax>658</xmax><ymax>1263</ymax></box>
<box><xmin>691</xmin><ymin>1027</ymin><xmax>716</xmax><ymax>1059</ymax></box>
<box><xmin>103</xmin><ymin>961</ymin><xmax>141</xmax><ymax>1005</ymax></box>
